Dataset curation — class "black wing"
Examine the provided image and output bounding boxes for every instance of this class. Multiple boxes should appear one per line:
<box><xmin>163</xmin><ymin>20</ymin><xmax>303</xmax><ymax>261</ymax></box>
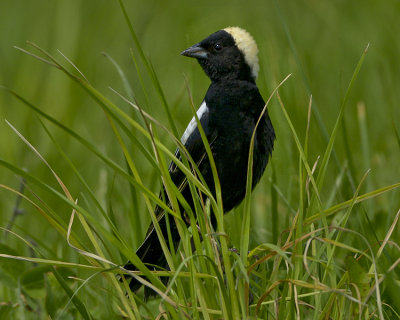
<box><xmin>142</xmin><ymin>102</ymin><xmax>216</xmax><ymax>239</ymax></box>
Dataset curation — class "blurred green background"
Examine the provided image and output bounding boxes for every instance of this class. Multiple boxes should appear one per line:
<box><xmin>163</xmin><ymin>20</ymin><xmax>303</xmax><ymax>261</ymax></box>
<box><xmin>2</xmin><ymin>0</ymin><xmax>400</xmax><ymax>255</ymax></box>
<box><xmin>1</xmin><ymin>0</ymin><xmax>400</xmax><ymax>316</ymax></box>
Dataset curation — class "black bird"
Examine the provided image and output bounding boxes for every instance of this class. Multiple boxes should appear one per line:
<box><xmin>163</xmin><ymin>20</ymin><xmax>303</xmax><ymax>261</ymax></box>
<box><xmin>125</xmin><ymin>27</ymin><xmax>275</xmax><ymax>296</ymax></box>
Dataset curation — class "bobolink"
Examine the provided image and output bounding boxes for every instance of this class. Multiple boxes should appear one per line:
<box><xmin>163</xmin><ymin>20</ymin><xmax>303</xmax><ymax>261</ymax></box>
<box><xmin>125</xmin><ymin>27</ymin><xmax>275</xmax><ymax>296</ymax></box>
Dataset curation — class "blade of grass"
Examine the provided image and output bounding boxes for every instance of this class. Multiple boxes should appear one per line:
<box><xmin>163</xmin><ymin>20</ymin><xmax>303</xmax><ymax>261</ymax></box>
<box><xmin>276</xmin><ymin>92</ymin><xmax>324</xmax><ymax>216</ymax></box>
<box><xmin>322</xmin><ymin>169</ymin><xmax>370</xmax><ymax>285</ymax></box>
<box><xmin>306</xmin><ymin>182</ymin><xmax>400</xmax><ymax>224</ymax></box>
<box><xmin>117</xmin><ymin>0</ymin><xmax>178</xmax><ymax>136</ymax></box>
<box><xmin>101</xmin><ymin>52</ymin><xmax>144</xmax><ymax>239</ymax></box>
<box><xmin>0</xmin><ymin>184</ymin><xmax>68</xmax><ymax>240</ymax></box>
<box><xmin>241</xmin><ymin>74</ymin><xmax>291</xmax><ymax>315</ymax></box>
<box><xmin>241</xmin><ymin>73</ymin><xmax>292</xmax><ymax>265</ymax></box>
<box><xmin>393</xmin><ymin>121</ymin><xmax>400</xmax><ymax>150</ymax></box>
<box><xmin>371</xmin><ymin>207</ymin><xmax>400</xmax><ymax>272</ymax></box>
<box><xmin>102</xmin><ymin>52</ymin><xmax>134</xmax><ymax>101</ymax></box>
<box><xmin>310</xmin><ymin>44</ymin><xmax>369</xmax><ymax>213</ymax></box>
<box><xmin>0</xmin><ymin>254</ymin><xmax>102</xmax><ymax>271</ymax></box>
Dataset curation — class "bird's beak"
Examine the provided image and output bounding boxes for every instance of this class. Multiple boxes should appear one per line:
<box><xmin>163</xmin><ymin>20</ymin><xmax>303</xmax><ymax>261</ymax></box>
<box><xmin>181</xmin><ymin>43</ymin><xmax>208</xmax><ymax>59</ymax></box>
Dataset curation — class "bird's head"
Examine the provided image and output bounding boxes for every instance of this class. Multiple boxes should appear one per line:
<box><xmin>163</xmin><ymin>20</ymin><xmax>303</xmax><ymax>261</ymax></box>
<box><xmin>181</xmin><ymin>27</ymin><xmax>259</xmax><ymax>83</ymax></box>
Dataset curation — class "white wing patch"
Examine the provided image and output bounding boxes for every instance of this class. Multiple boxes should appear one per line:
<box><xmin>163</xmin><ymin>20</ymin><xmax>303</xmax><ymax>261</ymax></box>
<box><xmin>181</xmin><ymin>101</ymin><xmax>208</xmax><ymax>145</ymax></box>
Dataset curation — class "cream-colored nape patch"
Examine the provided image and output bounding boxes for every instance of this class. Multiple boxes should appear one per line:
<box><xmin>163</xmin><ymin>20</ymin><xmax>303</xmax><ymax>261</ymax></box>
<box><xmin>224</xmin><ymin>26</ymin><xmax>259</xmax><ymax>79</ymax></box>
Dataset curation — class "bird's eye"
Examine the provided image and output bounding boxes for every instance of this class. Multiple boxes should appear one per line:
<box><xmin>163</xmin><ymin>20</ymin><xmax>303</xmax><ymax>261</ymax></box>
<box><xmin>214</xmin><ymin>43</ymin><xmax>222</xmax><ymax>51</ymax></box>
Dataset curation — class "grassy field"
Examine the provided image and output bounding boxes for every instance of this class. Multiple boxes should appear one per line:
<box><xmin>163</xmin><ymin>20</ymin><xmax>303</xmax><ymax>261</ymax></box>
<box><xmin>1</xmin><ymin>0</ymin><xmax>400</xmax><ymax>319</ymax></box>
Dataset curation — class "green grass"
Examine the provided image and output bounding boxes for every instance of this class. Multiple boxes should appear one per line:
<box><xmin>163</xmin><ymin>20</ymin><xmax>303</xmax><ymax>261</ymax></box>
<box><xmin>1</xmin><ymin>0</ymin><xmax>400</xmax><ymax>319</ymax></box>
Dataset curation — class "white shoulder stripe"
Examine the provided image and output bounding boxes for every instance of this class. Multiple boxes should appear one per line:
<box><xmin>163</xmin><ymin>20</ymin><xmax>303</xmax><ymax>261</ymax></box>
<box><xmin>181</xmin><ymin>101</ymin><xmax>208</xmax><ymax>144</ymax></box>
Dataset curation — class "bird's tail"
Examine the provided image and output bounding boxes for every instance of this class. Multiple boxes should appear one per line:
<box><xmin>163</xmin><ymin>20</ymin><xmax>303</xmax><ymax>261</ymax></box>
<box><xmin>123</xmin><ymin>213</ymin><xmax>180</xmax><ymax>297</ymax></box>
